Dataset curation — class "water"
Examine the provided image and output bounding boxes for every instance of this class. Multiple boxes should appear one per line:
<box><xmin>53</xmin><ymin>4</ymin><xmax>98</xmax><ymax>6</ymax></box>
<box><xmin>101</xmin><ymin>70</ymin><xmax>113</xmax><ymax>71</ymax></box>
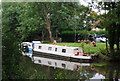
<box><xmin>20</xmin><ymin>55</ymin><xmax>120</xmax><ymax>80</ymax></box>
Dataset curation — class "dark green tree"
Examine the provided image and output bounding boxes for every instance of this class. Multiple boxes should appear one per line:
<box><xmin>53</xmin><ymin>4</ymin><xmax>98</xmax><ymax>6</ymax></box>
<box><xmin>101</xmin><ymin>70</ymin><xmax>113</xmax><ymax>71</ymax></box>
<box><xmin>96</xmin><ymin>1</ymin><xmax>120</xmax><ymax>60</ymax></box>
<box><xmin>2</xmin><ymin>2</ymin><xmax>24</xmax><ymax>79</ymax></box>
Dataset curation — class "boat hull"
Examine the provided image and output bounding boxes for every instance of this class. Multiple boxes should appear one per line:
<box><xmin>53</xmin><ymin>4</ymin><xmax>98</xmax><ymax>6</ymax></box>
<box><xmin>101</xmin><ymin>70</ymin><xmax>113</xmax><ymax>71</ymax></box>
<box><xmin>33</xmin><ymin>51</ymin><xmax>92</xmax><ymax>63</ymax></box>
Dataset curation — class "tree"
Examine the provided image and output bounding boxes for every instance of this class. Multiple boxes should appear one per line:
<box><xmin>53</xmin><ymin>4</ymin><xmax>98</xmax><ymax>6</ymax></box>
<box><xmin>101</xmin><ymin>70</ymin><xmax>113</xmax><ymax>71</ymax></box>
<box><xmin>96</xmin><ymin>1</ymin><xmax>120</xmax><ymax>59</ymax></box>
<box><xmin>2</xmin><ymin>2</ymin><xmax>24</xmax><ymax>79</ymax></box>
<box><xmin>104</xmin><ymin>2</ymin><xmax>120</xmax><ymax>52</ymax></box>
<box><xmin>17</xmin><ymin>2</ymin><xmax>87</xmax><ymax>42</ymax></box>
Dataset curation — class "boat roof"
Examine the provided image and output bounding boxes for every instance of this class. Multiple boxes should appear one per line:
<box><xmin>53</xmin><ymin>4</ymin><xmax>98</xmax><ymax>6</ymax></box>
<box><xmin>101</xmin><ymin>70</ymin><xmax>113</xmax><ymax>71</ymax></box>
<box><xmin>32</xmin><ymin>41</ymin><xmax>42</xmax><ymax>43</ymax></box>
<box><xmin>35</xmin><ymin>43</ymin><xmax>82</xmax><ymax>49</ymax></box>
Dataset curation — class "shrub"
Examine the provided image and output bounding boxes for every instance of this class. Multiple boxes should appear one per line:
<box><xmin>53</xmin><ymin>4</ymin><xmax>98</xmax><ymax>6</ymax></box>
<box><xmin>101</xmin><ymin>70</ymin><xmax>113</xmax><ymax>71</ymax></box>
<box><xmin>61</xmin><ymin>30</ymin><xmax>106</xmax><ymax>35</ymax></box>
<box><xmin>43</xmin><ymin>41</ymin><xmax>51</xmax><ymax>44</ymax></box>
<box><xmin>89</xmin><ymin>30</ymin><xmax>107</xmax><ymax>34</ymax></box>
<box><xmin>61</xmin><ymin>30</ymin><xmax>88</xmax><ymax>35</ymax></box>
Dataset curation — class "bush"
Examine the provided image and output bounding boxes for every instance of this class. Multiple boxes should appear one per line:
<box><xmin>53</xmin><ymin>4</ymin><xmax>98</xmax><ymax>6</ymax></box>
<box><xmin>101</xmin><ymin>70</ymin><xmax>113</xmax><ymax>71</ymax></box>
<box><xmin>61</xmin><ymin>30</ymin><xmax>88</xmax><ymax>35</ymax></box>
<box><xmin>43</xmin><ymin>41</ymin><xmax>51</xmax><ymax>44</ymax></box>
<box><xmin>89</xmin><ymin>30</ymin><xmax>107</xmax><ymax>34</ymax></box>
<box><xmin>61</xmin><ymin>30</ymin><xmax>106</xmax><ymax>35</ymax></box>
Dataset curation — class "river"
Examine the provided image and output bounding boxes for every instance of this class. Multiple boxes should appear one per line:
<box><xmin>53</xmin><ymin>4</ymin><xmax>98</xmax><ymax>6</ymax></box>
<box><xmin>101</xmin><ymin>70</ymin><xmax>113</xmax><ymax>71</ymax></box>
<box><xmin>20</xmin><ymin>54</ymin><xmax>120</xmax><ymax>80</ymax></box>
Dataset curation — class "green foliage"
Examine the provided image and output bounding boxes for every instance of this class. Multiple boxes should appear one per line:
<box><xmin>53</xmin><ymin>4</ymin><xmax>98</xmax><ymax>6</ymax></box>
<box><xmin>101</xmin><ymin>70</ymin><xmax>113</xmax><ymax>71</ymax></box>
<box><xmin>61</xmin><ymin>30</ymin><xmax>106</xmax><ymax>35</ymax></box>
<box><xmin>99</xmin><ymin>2</ymin><xmax>120</xmax><ymax>56</ymax></box>
<box><xmin>12</xmin><ymin>2</ymin><xmax>91</xmax><ymax>41</ymax></box>
<box><xmin>3</xmin><ymin>1</ymin><xmax>120</xmax><ymax>79</ymax></box>
<box><xmin>2</xmin><ymin>2</ymin><xmax>94</xmax><ymax>79</ymax></box>
<box><xmin>2</xmin><ymin>2</ymin><xmax>23</xmax><ymax>79</ymax></box>
<box><xmin>43</xmin><ymin>41</ymin><xmax>51</xmax><ymax>44</ymax></box>
<box><xmin>89</xmin><ymin>30</ymin><xmax>107</xmax><ymax>34</ymax></box>
<box><xmin>61</xmin><ymin>30</ymin><xmax>88</xmax><ymax>34</ymax></box>
<box><xmin>2</xmin><ymin>2</ymin><xmax>97</xmax><ymax>41</ymax></box>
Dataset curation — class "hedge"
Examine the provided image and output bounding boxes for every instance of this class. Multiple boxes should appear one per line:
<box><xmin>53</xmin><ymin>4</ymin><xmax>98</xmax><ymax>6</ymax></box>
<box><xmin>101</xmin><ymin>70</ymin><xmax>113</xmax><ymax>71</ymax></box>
<box><xmin>61</xmin><ymin>30</ymin><xmax>88</xmax><ymax>34</ymax></box>
<box><xmin>61</xmin><ymin>30</ymin><xmax>106</xmax><ymax>35</ymax></box>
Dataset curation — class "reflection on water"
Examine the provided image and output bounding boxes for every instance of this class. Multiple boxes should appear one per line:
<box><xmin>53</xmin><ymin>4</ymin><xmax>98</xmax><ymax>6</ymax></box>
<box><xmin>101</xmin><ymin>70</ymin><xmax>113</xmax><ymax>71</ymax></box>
<box><xmin>20</xmin><ymin>54</ymin><xmax>120</xmax><ymax>80</ymax></box>
<box><xmin>32</xmin><ymin>55</ymin><xmax>107</xmax><ymax>79</ymax></box>
<box><xmin>90</xmin><ymin>73</ymin><xmax>105</xmax><ymax>79</ymax></box>
<box><xmin>33</xmin><ymin>56</ymin><xmax>90</xmax><ymax>71</ymax></box>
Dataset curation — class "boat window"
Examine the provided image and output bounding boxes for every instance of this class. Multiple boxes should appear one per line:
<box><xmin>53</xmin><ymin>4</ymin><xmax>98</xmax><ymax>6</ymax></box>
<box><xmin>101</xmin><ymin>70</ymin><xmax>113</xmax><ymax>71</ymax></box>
<box><xmin>55</xmin><ymin>62</ymin><xmax>57</xmax><ymax>66</ymax></box>
<box><xmin>62</xmin><ymin>49</ymin><xmax>66</xmax><ymax>53</ymax></box>
<box><xmin>75</xmin><ymin>48</ymin><xmax>78</xmax><ymax>50</ymax></box>
<box><xmin>55</xmin><ymin>48</ymin><xmax>57</xmax><ymax>52</ymax></box>
<box><xmin>48</xmin><ymin>47</ymin><xmax>52</xmax><ymax>50</ymax></box>
<box><xmin>38</xmin><ymin>60</ymin><xmax>41</xmax><ymax>63</ymax></box>
<box><xmin>62</xmin><ymin>63</ymin><xmax>66</xmax><ymax>67</ymax></box>
<box><xmin>39</xmin><ymin>46</ymin><xmax>42</xmax><ymax>49</ymax></box>
<box><xmin>48</xmin><ymin>61</ymin><xmax>51</xmax><ymax>65</ymax></box>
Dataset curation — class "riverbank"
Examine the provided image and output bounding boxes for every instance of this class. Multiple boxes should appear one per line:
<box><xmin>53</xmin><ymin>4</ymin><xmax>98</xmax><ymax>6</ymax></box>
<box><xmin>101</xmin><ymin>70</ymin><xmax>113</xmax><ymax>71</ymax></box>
<box><xmin>57</xmin><ymin>42</ymin><xmax>106</xmax><ymax>54</ymax></box>
<box><xmin>57</xmin><ymin>42</ymin><xmax>120</xmax><ymax>62</ymax></box>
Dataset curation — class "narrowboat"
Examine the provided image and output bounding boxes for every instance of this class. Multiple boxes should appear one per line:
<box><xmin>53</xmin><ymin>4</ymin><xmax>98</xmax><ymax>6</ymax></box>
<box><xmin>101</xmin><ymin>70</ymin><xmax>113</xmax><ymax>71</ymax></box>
<box><xmin>33</xmin><ymin>43</ymin><xmax>93</xmax><ymax>62</ymax></box>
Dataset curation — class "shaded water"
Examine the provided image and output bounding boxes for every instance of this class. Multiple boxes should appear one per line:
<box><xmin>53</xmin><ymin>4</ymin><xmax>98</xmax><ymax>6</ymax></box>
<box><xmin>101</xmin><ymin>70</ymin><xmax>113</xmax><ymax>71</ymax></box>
<box><xmin>20</xmin><ymin>54</ymin><xmax>120</xmax><ymax>80</ymax></box>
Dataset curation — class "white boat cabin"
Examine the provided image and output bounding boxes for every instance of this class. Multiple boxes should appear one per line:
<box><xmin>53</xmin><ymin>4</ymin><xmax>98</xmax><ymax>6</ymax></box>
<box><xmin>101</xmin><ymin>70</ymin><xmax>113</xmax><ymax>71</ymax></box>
<box><xmin>33</xmin><ymin>44</ymin><xmax>83</xmax><ymax>56</ymax></box>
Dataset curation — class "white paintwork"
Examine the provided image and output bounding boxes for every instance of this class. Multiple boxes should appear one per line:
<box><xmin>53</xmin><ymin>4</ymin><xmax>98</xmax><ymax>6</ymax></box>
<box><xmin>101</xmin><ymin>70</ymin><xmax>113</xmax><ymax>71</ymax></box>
<box><xmin>96</xmin><ymin>37</ymin><xmax>107</xmax><ymax>42</ymax></box>
<box><xmin>32</xmin><ymin>41</ymin><xmax>41</xmax><ymax>44</ymax></box>
<box><xmin>33</xmin><ymin>43</ymin><xmax>91</xmax><ymax>60</ymax></box>
<box><xmin>21</xmin><ymin>42</ymin><xmax>32</xmax><ymax>49</ymax></box>
<box><xmin>91</xmin><ymin>28</ymin><xmax>104</xmax><ymax>31</ymax></box>
<box><xmin>71</xmin><ymin>55</ymin><xmax>91</xmax><ymax>59</ymax></box>
<box><xmin>99</xmin><ymin>37</ymin><xmax>106</xmax><ymax>42</ymax></box>
<box><xmin>33</xmin><ymin>56</ymin><xmax>90</xmax><ymax>71</ymax></box>
<box><xmin>21</xmin><ymin>42</ymin><xmax>32</xmax><ymax>57</ymax></box>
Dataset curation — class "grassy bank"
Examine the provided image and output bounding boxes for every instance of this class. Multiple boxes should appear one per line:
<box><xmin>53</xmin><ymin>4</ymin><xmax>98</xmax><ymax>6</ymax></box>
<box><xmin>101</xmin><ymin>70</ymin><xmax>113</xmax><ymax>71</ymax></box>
<box><xmin>56</xmin><ymin>42</ymin><xmax>106</xmax><ymax>54</ymax></box>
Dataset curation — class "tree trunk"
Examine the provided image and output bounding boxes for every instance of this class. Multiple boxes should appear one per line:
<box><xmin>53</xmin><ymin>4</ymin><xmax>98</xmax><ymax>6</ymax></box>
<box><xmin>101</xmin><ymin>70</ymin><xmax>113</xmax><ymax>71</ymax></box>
<box><xmin>116</xmin><ymin>25</ymin><xmax>120</xmax><ymax>50</ymax></box>
<box><xmin>116</xmin><ymin>35</ymin><xmax>119</xmax><ymax>51</ymax></box>
<box><xmin>108</xmin><ymin>29</ymin><xmax>115</xmax><ymax>55</ymax></box>
<box><xmin>46</xmin><ymin>23</ymin><xmax>54</xmax><ymax>43</ymax></box>
<box><xmin>55</xmin><ymin>29</ymin><xmax>58</xmax><ymax>40</ymax></box>
<box><xmin>109</xmin><ymin>36</ymin><xmax>114</xmax><ymax>55</ymax></box>
<box><xmin>109</xmin><ymin>44</ymin><xmax>114</xmax><ymax>58</ymax></box>
<box><xmin>106</xmin><ymin>38</ymin><xmax>109</xmax><ymax>54</ymax></box>
<box><xmin>110</xmin><ymin>44</ymin><xmax>114</xmax><ymax>50</ymax></box>
<box><xmin>42</xmin><ymin>30</ymin><xmax>44</xmax><ymax>41</ymax></box>
<box><xmin>108</xmin><ymin>68</ymin><xmax>114</xmax><ymax>81</ymax></box>
<box><xmin>42</xmin><ymin>4</ymin><xmax>54</xmax><ymax>43</ymax></box>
